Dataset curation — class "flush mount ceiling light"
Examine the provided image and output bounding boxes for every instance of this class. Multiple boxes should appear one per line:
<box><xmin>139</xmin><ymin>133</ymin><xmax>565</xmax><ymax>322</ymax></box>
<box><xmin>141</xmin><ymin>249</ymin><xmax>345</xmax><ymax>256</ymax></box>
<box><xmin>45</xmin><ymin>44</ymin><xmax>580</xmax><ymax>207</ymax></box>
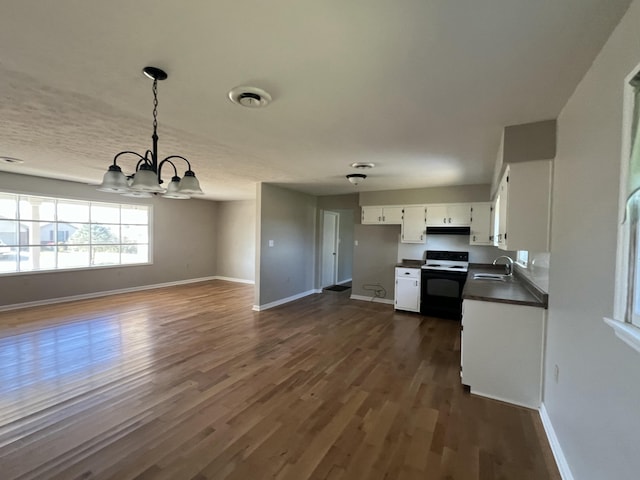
<box><xmin>228</xmin><ymin>86</ymin><xmax>272</xmax><ymax>108</ymax></box>
<box><xmin>97</xmin><ymin>66</ymin><xmax>204</xmax><ymax>200</ymax></box>
<box><xmin>346</xmin><ymin>173</ymin><xmax>367</xmax><ymax>186</ymax></box>
<box><xmin>350</xmin><ymin>162</ymin><xmax>375</xmax><ymax>170</ymax></box>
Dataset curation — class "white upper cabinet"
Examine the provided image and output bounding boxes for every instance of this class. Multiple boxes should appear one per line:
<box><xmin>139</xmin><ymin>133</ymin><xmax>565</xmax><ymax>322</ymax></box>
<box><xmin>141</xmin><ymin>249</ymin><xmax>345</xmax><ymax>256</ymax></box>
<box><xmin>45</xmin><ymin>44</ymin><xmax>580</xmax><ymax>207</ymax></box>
<box><xmin>469</xmin><ymin>203</ymin><xmax>492</xmax><ymax>245</ymax></box>
<box><xmin>426</xmin><ymin>204</ymin><xmax>471</xmax><ymax>226</ymax></box>
<box><xmin>494</xmin><ymin>160</ymin><xmax>552</xmax><ymax>252</ymax></box>
<box><xmin>361</xmin><ymin>206</ymin><xmax>403</xmax><ymax>224</ymax></box>
<box><xmin>401</xmin><ymin>206</ymin><xmax>427</xmax><ymax>243</ymax></box>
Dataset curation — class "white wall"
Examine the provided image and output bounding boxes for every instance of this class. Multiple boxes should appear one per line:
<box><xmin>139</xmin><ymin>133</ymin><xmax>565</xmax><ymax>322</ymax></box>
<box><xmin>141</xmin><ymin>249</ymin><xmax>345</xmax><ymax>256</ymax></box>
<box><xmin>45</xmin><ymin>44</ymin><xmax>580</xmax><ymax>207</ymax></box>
<box><xmin>545</xmin><ymin>2</ymin><xmax>640</xmax><ymax>479</ymax></box>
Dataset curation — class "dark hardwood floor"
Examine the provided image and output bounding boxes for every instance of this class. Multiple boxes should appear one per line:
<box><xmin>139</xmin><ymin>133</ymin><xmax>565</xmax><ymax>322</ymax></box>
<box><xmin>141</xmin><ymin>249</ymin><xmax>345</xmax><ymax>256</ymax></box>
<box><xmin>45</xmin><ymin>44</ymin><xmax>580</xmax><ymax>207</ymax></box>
<box><xmin>0</xmin><ymin>281</ymin><xmax>560</xmax><ymax>479</ymax></box>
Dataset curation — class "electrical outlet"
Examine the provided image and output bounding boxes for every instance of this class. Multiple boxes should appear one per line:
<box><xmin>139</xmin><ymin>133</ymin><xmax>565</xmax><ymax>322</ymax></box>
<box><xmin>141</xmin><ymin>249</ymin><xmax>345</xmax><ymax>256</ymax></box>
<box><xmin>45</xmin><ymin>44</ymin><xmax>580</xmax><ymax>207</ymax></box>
<box><xmin>354</xmin><ymin>240</ymin><xmax>359</xmax><ymax>246</ymax></box>
<box><xmin>554</xmin><ymin>364</ymin><xmax>560</xmax><ymax>383</ymax></box>
<box><xmin>268</xmin><ymin>240</ymin><xmax>274</xmax><ymax>247</ymax></box>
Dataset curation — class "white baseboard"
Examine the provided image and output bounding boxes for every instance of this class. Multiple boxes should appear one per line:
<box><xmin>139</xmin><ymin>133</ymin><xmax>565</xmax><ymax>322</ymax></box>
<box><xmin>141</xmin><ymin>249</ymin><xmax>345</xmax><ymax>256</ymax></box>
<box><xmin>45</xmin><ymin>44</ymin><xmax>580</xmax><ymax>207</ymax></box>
<box><xmin>0</xmin><ymin>276</ymin><xmax>219</xmax><ymax>312</ymax></box>
<box><xmin>252</xmin><ymin>289</ymin><xmax>319</xmax><ymax>311</ymax></box>
<box><xmin>349</xmin><ymin>294</ymin><xmax>394</xmax><ymax>305</ymax></box>
<box><xmin>469</xmin><ymin>388</ymin><xmax>540</xmax><ymax>410</ymax></box>
<box><xmin>213</xmin><ymin>276</ymin><xmax>255</xmax><ymax>285</ymax></box>
<box><xmin>539</xmin><ymin>403</ymin><xmax>574</xmax><ymax>480</ymax></box>
<box><xmin>337</xmin><ymin>278</ymin><xmax>352</xmax><ymax>285</ymax></box>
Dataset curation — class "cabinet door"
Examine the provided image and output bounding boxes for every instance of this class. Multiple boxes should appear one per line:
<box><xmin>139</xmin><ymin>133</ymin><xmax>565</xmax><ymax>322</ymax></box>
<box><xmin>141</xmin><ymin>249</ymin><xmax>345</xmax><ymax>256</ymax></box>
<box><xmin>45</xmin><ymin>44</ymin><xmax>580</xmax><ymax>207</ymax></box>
<box><xmin>395</xmin><ymin>276</ymin><xmax>420</xmax><ymax>312</ymax></box>
<box><xmin>426</xmin><ymin>205</ymin><xmax>448</xmax><ymax>226</ymax></box>
<box><xmin>470</xmin><ymin>203</ymin><xmax>492</xmax><ymax>245</ymax></box>
<box><xmin>361</xmin><ymin>206</ymin><xmax>383</xmax><ymax>224</ymax></box>
<box><xmin>447</xmin><ymin>204</ymin><xmax>471</xmax><ymax>226</ymax></box>
<box><xmin>401</xmin><ymin>206</ymin><xmax>426</xmax><ymax>243</ymax></box>
<box><xmin>382</xmin><ymin>206</ymin><xmax>403</xmax><ymax>224</ymax></box>
<box><xmin>497</xmin><ymin>174</ymin><xmax>509</xmax><ymax>248</ymax></box>
<box><xmin>461</xmin><ymin>300</ymin><xmax>543</xmax><ymax>409</ymax></box>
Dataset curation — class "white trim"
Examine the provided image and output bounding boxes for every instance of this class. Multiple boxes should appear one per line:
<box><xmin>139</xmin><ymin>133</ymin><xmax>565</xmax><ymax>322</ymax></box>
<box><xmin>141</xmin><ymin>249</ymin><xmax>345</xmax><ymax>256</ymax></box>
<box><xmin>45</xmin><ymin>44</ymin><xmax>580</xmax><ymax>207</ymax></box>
<box><xmin>213</xmin><ymin>276</ymin><xmax>255</xmax><ymax>285</ymax></box>
<box><xmin>337</xmin><ymin>278</ymin><xmax>352</xmax><ymax>285</ymax></box>
<box><xmin>603</xmin><ymin>317</ymin><xmax>640</xmax><ymax>353</ymax></box>
<box><xmin>0</xmin><ymin>276</ymin><xmax>218</xmax><ymax>312</ymax></box>
<box><xmin>469</xmin><ymin>389</ymin><xmax>539</xmax><ymax>410</ymax></box>
<box><xmin>349</xmin><ymin>294</ymin><xmax>394</xmax><ymax>305</ymax></box>
<box><xmin>252</xmin><ymin>289</ymin><xmax>319</xmax><ymax>311</ymax></box>
<box><xmin>539</xmin><ymin>403</ymin><xmax>575</xmax><ymax>480</ymax></box>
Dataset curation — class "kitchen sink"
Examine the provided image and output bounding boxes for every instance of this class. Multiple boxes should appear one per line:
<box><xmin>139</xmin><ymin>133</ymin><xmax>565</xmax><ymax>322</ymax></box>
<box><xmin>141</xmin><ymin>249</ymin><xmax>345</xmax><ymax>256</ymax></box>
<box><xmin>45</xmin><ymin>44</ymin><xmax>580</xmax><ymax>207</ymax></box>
<box><xmin>472</xmin><ymin>273</ymin><xmax>509</xmax><ymax>281</ymax></box>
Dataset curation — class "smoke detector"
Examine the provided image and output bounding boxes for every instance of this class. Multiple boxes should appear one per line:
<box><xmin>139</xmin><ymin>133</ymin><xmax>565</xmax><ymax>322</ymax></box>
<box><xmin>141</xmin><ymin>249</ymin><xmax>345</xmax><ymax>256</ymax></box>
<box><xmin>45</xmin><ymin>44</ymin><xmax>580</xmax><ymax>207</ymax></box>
<box><xmin>228</xmin><ymin>86</ymin><xmax>272</xmax><ymax>108</ymax></box>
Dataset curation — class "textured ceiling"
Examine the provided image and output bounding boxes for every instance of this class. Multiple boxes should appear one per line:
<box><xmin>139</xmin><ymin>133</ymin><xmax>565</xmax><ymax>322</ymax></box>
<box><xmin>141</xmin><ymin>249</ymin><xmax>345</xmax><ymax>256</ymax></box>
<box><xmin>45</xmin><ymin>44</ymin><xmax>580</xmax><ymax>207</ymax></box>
<box><xmin>0</xmin><ymin>0</ymin><xmax>632</xmax><ymax>200</ymax></box>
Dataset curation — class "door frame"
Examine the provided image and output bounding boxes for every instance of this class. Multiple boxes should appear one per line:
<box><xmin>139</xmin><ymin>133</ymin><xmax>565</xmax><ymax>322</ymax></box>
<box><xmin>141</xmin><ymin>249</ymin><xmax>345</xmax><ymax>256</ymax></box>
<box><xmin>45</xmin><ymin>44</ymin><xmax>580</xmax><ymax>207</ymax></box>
<box><xmin>321</xmin><ymin>211</ymin><xmax>339</xmax><ymax>288</ymax></box>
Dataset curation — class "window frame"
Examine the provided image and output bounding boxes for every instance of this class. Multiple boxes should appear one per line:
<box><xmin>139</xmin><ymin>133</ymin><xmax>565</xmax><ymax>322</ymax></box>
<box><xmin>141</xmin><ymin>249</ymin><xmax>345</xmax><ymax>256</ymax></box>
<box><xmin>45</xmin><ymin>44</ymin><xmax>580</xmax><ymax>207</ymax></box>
<box><xmin>0</xmin><ymin>190</ymin><xmax>152</xmax><ymax>276</ymax></box>
<box><xmin>605</xmin><ymin>62</ymin><xmax>640</xmax><ymax>353</ymax></box>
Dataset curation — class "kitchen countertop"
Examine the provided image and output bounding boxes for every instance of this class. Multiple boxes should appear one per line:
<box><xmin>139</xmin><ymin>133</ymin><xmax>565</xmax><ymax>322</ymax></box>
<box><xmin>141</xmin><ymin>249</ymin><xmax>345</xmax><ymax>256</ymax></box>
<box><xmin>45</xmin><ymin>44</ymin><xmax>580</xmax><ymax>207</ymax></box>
<box><xmin>395</xmin><ymin>259</ymin><xmax>425</xmax><ymax>268</ymax></box>
<box><xmin>462</xmin><ymin>264</ymin><xmax>548</xmax><ymax>308</ymax></box>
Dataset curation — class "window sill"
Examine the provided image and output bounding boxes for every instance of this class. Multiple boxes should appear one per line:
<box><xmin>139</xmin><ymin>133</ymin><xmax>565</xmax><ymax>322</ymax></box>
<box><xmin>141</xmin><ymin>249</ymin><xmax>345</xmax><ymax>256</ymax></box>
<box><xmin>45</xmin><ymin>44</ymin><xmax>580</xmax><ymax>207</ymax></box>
<box><xmin>603</xmin><ymin>317</ymin><xmax>640</xmax><ymax>354</ymax></box>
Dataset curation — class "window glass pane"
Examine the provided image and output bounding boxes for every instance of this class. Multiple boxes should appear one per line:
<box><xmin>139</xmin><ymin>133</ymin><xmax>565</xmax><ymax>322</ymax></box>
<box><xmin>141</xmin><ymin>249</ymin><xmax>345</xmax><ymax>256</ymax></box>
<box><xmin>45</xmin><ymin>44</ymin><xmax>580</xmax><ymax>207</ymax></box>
<box><xmin>0</xmin><ymin>220</ymin><xmax>19</xmax><ymax>246</ymax></box>
<box><xmin>91</xmin><ymin>204</ymin><xmax>120</xmax><ymax>224</ymax></box>
<box><xmin>121</xmin><ymin>225</ymin><xmax>148</xmax><ymax>244</ymax></box>
<box><xmin>18</xmin><ymin>196</ymin><xmax>55</xmax><ymax>221</ymax></box>
<box><xmin>0</xmin><ymin>194</ymin><xmax>17</xmax><ymax>219</ymax></box>
<box><xmin>0</xmin><ymin>247</ymin><xmax>18</xmax><ymax>273</ymax></box>
<box><xmin>18</xmin><ymin>246</ymin><xmax>56</xmax><ymax>272</ymax></box>
<box><xmin>91</xmin><ymin>225</ymin><xmax>120</xmax><ymax>244</ymax></box>
<box><xmin>121</xmin><ymin>205</ymin><xmax>148</xmax><ymax>224</ymax></box>
<box><xmin>517</xmin><ymin>250</ymin><xmax>529</xmax><ymax>266</ymax></box>
<box><xmin>18</xmin><ymin>221</ymin><xmax>51</xmax><ymax>246</ymax></box>
<box><xmin>92</xmin><ymin>245</ymin><xmax>120</xmax><ymax>266</ymax></box>
<box><xmin>57</xmin><ymin>200</ymin><xmax>90</xmax><ymax>223</ymax></box>
<box><xmin>122</xmin><ymin>245</ymin><xmax>148</xmax><ymax>264</ymax></box>
<box><xmin>58</xmin><ymin>245</ymin><xmax>90</xmax><ymax>269</ymax></box>
<box><xmin>56</xmin><ymin>223</ymin><xmax>81</xmax><ymax>244</ymax></box>
<box><xmin>67</xmin><ymin>224</ymin><xmax>91</xmax><ymax>244</ymax></box>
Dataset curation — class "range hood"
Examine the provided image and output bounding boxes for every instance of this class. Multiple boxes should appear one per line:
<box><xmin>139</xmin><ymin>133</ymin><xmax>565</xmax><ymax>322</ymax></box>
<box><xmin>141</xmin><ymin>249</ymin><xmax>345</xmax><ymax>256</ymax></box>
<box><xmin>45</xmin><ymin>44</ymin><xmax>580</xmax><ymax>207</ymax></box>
<box><xmin>426</xmin><ymin>226</ymin><xmax>471</xmax><ymax>235</ymax></box>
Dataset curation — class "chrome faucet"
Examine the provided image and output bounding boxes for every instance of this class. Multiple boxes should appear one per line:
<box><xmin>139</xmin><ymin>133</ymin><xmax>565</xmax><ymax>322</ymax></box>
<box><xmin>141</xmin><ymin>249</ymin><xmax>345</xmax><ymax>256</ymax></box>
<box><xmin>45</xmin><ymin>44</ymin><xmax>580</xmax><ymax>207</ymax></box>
<box><xmin>493</xmin><ymin>255</ymin><xmax>514</xmax><ymax>276</ymax></box>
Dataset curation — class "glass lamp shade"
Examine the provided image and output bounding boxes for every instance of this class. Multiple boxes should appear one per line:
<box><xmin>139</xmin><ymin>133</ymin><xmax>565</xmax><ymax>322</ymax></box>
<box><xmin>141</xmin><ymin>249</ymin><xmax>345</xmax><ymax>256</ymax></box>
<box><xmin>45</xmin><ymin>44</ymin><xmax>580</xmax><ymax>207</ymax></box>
<box><xmin>178</xmin><ymin>170</ymin><xmax>204</xmax><ymax>195</ymax></box>
<box><xmin>97</xmin><ymin>165</ymin><xmax>130</xmax><ymax>192</ymax></box>
<box><xmin>130</xmin><ymin>165</ymin><xmax>165</xmax><ymax>192</ymax></box>
<box><xmin>346</xmin><ymin>174</ymin><xmax>366</xmax><ymax>186</ymax></box>
<box><xmin>162</xmin><ymin>176</ymin><xmax>191</xmax><ymax>199</ymax></box>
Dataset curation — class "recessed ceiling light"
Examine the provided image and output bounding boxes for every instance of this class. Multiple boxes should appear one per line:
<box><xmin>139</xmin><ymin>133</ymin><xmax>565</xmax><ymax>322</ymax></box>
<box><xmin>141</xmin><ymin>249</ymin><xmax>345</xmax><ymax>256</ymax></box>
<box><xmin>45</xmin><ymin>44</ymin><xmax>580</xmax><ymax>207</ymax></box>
<box><xmin>228</xmin><ymin>86</ymin><xmax>272</xmax><ymax>108</ymax></box>
<box><xmin>0</xmin><ymin>156</ymin><xmax>24</xmax><ymax>164</ymax></box>
<box><xmin>351</xmin><ymin>162</ymin><xmax>375</xmax><ymax>169</ymax></box>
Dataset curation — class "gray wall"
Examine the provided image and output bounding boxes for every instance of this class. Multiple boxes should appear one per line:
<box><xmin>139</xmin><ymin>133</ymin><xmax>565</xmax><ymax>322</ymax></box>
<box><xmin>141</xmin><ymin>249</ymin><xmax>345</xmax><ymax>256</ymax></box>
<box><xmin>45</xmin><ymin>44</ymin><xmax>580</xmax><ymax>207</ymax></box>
<box><xmin>0</xmin><ymin>172</ymin><xmax>218</xmax><ymax>306</ymax></box>
<box><xmin>545</xmin><ymin>2</ymin><xmax>640</xmax><ymax>479</ymax></box>
<box><xmin>215</xmin><ymin>200</ymin><xmax>256</xmax><ymax>282</ymax></box>
<box><xmin>398</xmin><ymin>234</ymin><xmax>514</xmax><ymax>265</ymax></box>
<box><xmin>352</xmin><ymin>224</ymin><xmax>398</xmax><ymax>300</ymax></box>
<box><xmin>317</xmin><ymin>194</ymin><xmax>359</xmax><ymax>286</ymax></box>
<box><xmin>359</xmin><ymin>184</ymin><xmax>490</xmax><ymax>206</ymax></box>
<box><xmin>255</xmin><ymin>183</ymin><xmax>317</xmax><ymax>307</ymax></box>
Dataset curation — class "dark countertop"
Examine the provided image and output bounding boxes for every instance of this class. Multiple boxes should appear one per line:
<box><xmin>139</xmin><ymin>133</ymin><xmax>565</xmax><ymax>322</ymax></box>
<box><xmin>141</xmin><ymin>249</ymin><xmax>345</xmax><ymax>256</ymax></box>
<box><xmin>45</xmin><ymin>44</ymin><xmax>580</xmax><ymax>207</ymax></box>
<box><xmin>395</xmin><ymin>259</ymin><xmax>425</xmax><ymax>268</ymax></box>
<box><xmin>462</xmin><ymin>264</ymin><xmax>548</xmax><ymax>309</ymax></box>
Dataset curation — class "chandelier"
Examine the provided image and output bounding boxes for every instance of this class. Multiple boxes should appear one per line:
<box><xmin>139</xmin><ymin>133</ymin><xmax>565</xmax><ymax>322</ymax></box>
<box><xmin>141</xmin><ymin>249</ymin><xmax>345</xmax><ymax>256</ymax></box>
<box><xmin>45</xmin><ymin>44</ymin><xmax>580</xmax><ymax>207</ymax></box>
<box><xmin>98</xmin><ymin>66</ymin><xmax>204</xmax><ymax>199</ymax></box>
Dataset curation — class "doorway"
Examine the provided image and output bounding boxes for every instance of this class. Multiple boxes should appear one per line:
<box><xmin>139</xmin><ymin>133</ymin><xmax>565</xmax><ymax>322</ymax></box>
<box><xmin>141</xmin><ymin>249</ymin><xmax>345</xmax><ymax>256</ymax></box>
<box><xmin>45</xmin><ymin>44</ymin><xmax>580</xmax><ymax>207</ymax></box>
<box><xmin>321</xmin><ymin>211</ymin><xmax>339</xmax><ymax>288</ymax></box>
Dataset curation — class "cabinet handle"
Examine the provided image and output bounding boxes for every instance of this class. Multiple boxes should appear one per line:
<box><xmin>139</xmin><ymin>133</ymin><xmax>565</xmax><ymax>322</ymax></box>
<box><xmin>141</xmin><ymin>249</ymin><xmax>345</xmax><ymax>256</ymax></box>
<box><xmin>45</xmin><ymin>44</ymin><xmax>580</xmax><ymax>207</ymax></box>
<box><xmin>415</xmin><ymin>281</ymin><xmax>418</xmax><ymax>287</ymax></box>
<box><xmin>448</xmin><ymin>217</ymin><xmax>452</xmax><ymax>223</ymax></box>
<box><xmin>382</xmin><ymin>216</ymin><xmax>386</xmax><ymax>222</ymax></box>
<box><xmin>443</xmin><ymin>217</ymin><xmax>447</xmax><ymax>224</ymax></box>
<box><xmin>473</xmin><ymin>235</ymin><xmax>476</xmax><ymax>241</ymax></box>
<box><xmin>405</xmin><ymin>272</ymin><xmax>410</xmax><ymax>275</ymax></box>
<box><xmin>378</xmin><ymin>216</ymin><xmax>381</xmax><ymax>222</ymax></box>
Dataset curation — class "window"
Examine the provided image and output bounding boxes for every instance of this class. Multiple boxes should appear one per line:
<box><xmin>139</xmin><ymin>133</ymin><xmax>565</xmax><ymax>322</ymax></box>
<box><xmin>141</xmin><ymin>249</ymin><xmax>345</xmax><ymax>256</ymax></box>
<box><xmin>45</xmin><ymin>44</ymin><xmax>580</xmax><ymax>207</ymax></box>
<box><xmin>605</xmin><ymin>65</ymin><xmax>640</xmax><ymax>353</ymax></box>
<box><xmin>0</xmin><ymin>193</ymin><xmax>150</xmax><ymax>274</ymax></box>
<box><xmin>516</xmin><ymin>250</ymin><xmax>529</xmax><ymax>267</ymax></box>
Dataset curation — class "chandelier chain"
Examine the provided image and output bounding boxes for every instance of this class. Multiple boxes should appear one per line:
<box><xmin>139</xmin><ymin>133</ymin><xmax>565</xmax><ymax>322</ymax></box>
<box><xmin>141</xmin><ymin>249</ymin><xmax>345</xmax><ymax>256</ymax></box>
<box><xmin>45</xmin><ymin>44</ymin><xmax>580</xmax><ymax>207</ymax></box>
<box><xmin>152</xmin><ymin>79</ymin><xmax>158</xmax><ymax>135</ymax></box>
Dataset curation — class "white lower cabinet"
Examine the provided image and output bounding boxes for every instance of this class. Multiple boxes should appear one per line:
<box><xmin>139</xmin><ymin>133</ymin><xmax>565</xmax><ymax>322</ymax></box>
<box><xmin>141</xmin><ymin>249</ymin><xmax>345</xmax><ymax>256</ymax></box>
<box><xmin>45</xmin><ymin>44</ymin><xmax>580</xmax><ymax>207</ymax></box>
<box><xmin>461</xmin><ymin>299</ymin><xmax>544</xmax><ymax>409</ymax></box>
<box><xmin>394</xmin><ymin>267</ymin><xmax>421</xmax><ymax>312</ymax></box>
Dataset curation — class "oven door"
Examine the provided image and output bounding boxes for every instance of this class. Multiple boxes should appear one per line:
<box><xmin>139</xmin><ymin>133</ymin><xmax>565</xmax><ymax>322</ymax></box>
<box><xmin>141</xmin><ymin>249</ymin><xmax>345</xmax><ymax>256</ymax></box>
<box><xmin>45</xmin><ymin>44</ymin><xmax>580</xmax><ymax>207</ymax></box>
<box><xmin>420</xmin><ymin>269</ymin><xmax>467</xmax><ymax>320</ymax></box>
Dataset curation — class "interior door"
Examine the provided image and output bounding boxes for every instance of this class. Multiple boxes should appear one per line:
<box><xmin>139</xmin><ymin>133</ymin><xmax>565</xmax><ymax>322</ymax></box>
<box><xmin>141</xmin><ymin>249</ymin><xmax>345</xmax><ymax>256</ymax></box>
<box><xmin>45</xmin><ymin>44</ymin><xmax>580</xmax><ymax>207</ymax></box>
<box><xmin>321</xmin><ymin>211</ymin><xmax>339</xmax><ymax>287</ymax></box>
